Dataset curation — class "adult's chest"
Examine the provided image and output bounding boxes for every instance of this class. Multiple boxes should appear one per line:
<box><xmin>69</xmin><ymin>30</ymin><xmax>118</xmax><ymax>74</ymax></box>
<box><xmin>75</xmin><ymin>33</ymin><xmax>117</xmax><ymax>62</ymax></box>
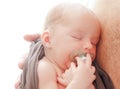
<box><xmin>88</xmin><ymin>0</ymin><xmax>120</xmax><ymax>89</ymax></box>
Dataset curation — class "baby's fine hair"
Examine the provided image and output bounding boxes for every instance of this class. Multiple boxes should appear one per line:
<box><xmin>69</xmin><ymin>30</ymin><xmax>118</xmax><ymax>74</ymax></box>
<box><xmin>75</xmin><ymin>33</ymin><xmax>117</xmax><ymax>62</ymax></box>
<box><xmin>19</xmin><ymin>3</ymin><xmax>96</xmax><ymax>89</ymax></box>
<box><xmin>43</xmin><ymin>2</ymin><xmax>96</xmax><ymax>31</ymax></box>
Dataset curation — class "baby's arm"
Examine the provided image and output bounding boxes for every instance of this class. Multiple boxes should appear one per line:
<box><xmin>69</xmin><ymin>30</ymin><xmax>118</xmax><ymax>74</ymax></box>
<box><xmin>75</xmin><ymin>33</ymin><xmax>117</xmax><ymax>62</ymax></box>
<box><xmin>58</xmin><ymin>54</ymin><xmax>96</xmax><ymax>89</ymax></box>
<box><xmin>37</xmin><ymin>61</ymin><xmax>58</xmax><ymax>89</ymax></box>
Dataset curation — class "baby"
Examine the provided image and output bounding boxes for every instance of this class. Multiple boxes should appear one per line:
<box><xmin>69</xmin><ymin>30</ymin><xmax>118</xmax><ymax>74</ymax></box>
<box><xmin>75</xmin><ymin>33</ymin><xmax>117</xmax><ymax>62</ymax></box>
<box><xmin>19</xmin><ymin>3</ymin><xmax>100</xmax><ymax>89</ymax></box>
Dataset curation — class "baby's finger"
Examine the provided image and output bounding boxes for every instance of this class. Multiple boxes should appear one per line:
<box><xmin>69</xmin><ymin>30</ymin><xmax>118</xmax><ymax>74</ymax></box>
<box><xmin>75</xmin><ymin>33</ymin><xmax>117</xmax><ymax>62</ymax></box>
<box><xmin>91</xmin><ymin>66</ymin><xmax>96</xmax><ymax>74</ymax></box>
<box><xmin>86</xmin><ymin>54</ymin><xmax>92</xmax><ymax>67</ymax></box>
<box><xmin>57</xmin><ymin>77</ymin><xmax>67</xmax><ymax>87</ymax></box>
<box><xmin>70</xmin><ymin>62</ymin><xmax>76</xmax><ymax>71</ymax></box>
<box><xmin>75</xmin><ymin>57</ymin><xmax>84</xmax><ymax>67</ymax></box>
<box><xmin>93</xmin><ymin>75</ymin><xmax>96</xmax><ymax>81</ymax></box>
<box><xmin>87</xmin><ymin>84</ymin><xmax>95</xmax><ymax>89</ymax></box>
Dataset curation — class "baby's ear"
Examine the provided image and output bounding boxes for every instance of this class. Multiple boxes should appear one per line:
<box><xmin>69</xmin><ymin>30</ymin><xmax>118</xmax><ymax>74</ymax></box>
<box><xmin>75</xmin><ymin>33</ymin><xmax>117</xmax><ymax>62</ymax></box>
<box><xmin>41</xmin><ymin>30</ymin><xmax>51</xmax><ymax>48</ymax></box>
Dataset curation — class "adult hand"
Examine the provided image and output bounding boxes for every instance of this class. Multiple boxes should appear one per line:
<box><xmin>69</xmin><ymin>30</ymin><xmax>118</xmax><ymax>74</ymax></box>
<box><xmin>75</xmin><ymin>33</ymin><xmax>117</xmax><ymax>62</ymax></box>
<box><xmin>18</xmin><ymin>33</ymin><xmax>41</xmax><ymax>69</ymax></box>
<box><xmin>23</xmin><ymin>33</ymin><xmax>40</xmax><ymax>42</ymax></box>
<box><xmin>14</xmin><ymin>33</ymin><xmax>40</xmax><ymax>89</ymax></box>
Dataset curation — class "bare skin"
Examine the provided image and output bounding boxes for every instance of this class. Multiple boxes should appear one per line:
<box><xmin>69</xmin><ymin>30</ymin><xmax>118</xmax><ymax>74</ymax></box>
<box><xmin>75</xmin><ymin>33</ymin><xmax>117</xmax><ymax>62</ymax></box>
<box><xmin>23</xmin><ymin>2</ymin><xmax>120</xmax><ymax>89</ymax></box>
<box><xmin>16</xmin><ymin>3</ymin><xmax>100</xmax><ymax>89</ymax></box>
<box><xmin>15</xmin><ymin>34</ymin><xmax>96</xmax><ymax>89</ymax></box>
<box><xmin>23</xmin><ymin>34</ymin><xmax>40</xmax><ymax>42</ymax></box>
<box><xmin>88</xmin><ymin>0</ymin><xmax>120</xmax><ymax>89</ymax></box>
<box><xmin>36</xmin><ymin>3</ymin><xmax>99</xmax><ymax>89</ymax></box>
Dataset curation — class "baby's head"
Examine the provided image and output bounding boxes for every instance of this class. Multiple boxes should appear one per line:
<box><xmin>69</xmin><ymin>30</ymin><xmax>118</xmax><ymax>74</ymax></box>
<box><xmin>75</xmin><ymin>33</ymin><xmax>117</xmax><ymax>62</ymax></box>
<box><xmin>41</xmin><ymin>3</ymin><xmax>101</xmax><ymax>70</ymax></box>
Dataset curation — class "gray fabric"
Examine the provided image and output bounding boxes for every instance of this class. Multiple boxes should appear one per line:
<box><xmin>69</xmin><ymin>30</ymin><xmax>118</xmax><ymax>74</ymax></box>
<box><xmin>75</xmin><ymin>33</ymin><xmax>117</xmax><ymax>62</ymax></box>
<box><xmin>93</xmin><ymin>61</ymin><xmax>115</xmax><ymax>89</ymax></box>
<box><xmin>20</xmin><ymin>40</ymin><xmax>45</xmax><ymax>89</ymax></box>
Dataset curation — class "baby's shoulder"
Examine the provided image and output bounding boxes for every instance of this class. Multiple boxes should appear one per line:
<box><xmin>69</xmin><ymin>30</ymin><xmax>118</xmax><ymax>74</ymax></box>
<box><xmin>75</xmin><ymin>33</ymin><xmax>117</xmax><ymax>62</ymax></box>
<box><xmin>37</xmin><ymin>59</ymin><xmax>56</xmax><ymax>76</ymax></box>
<box><xmin>37</xmin><ymin>59</ymin><xmax>57</xmax><ymax>81</ymax></box>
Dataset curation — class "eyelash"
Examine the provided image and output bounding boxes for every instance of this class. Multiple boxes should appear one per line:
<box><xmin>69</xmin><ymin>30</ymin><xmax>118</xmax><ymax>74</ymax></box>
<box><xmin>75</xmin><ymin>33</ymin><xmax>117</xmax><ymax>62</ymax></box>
<box><xmin>71</xmin><ymin>35</ymin><xmax>98</xmax><ymax>46</ymax></box>
<box><xmin>71</xmin><ymin>36</ymin><xmax>83</xmax><ymax>40</ymax></box>
<box><xmin>91</xmin><ymin>41</ymin><xmax>97</xmax><ymax>46</ymax></box>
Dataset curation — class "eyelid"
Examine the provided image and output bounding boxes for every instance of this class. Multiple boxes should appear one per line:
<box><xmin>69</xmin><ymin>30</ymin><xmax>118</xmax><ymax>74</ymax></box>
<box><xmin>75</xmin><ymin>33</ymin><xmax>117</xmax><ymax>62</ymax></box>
<box><xmin>91</xmin><ymin>40</ymin><xmax>98</xmax><ymax>45</ymax></box>
<box><xmin>71</xmin><ymin>35</ymin><xmax>83</xmax><ymax>40</ymax></box>
<box><xmin>92</xmin><ymin>42</ymin><xmax>96</xmax><ymax>46</ymax></box>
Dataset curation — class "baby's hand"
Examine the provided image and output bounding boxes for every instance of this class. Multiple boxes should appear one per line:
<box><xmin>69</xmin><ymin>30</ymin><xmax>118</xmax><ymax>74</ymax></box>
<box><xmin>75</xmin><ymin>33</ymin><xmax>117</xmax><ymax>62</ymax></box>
<box><xmin>57</xmin><ymin>62</ymin><xmax>75</xmax><ymax>86</ymax></box>
<box><xmin>57</xmin><ymin>54</ymin><xmax>96</xmax><ymax>89</ymax></box>
<box><xmin>87</xmin><ymin>84</ymin><xmax>95</xmax><ymax>89</ymax></box>
<box><xmin>72</xmin><ymin>54</ymin><xmax>96</xmax><ymax>89</ymax></box>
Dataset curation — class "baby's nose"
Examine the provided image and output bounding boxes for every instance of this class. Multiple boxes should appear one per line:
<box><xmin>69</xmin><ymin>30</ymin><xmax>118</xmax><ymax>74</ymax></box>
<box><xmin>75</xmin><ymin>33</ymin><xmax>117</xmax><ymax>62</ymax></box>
<box><xmin>83</xmin><ymin>41</ymin><xmax>93</xmax><ymax>50</ymax></box>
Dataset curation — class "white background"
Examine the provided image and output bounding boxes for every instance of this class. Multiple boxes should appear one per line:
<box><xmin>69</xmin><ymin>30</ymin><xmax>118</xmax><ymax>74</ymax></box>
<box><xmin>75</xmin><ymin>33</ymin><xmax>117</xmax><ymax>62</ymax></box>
<box><xmin>0</xmin><ymin>0</ymin><xmax>89</xmax><ymax>89</ymax></box>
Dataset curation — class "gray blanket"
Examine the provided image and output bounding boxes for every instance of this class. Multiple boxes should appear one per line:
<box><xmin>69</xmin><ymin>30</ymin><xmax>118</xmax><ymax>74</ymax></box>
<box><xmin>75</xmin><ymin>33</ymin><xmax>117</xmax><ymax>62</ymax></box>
<box><xmin>93</xmin><ymin>61</ymin><xmax>114</xmax><ymax>89</ymax></box>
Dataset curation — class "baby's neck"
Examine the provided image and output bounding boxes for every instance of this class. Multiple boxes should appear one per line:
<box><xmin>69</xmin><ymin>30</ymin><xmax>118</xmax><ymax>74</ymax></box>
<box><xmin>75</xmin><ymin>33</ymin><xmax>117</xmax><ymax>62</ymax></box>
<box><xmin>43</xmin><ymin>57</ymin><xmax>65</xmax><ymax>76</ymax></box>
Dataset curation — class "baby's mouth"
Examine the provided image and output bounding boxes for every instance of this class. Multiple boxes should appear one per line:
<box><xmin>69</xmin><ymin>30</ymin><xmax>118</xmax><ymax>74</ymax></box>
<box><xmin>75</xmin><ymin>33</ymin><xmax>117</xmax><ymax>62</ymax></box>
<box><xmin>69</xmin><ymin>51</ymin><xmax>94</xmax><ymax>65</ymax></box>
<box><xmin>71</xmin><ymin>52</ymin><xmax>87</xmax><ymax>65</ymax></box>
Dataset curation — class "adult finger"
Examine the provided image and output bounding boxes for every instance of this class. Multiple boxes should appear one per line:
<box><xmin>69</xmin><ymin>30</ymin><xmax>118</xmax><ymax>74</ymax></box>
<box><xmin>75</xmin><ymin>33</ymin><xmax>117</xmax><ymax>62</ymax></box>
<box><xmin>18</xmin><ymin>53</ymin><xmax>28</xmax><ymax>69</ymax></box>
<box><xmin>18</xmin><ymin>58</ymin><xmax>25</xmax><ymax>69</ymax></box>
<box><xmin>14</xmin><ymin>76</ymin><xmax>20</xmax><ymax>89</ymax></box>
<box><xmin>24</xmin><ymin>33</ymin><xmax>40</xmax><ymax>42</ymax></box>
<box><xmin>14</xmin><ymin>81</ymin><xmax>20</xmax><ymax>89</ymax></box>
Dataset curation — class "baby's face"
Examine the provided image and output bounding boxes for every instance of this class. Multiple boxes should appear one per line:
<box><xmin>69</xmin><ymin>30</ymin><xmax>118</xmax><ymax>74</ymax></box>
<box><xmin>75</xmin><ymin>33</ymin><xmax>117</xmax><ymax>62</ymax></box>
<box><xmin>67</xmin><ymin>13</ymin><xmax>100</xmax><ymax>61</ymax></box>
<box><xmin>49</xmin><ymin>11</ymin><xmax>100</xmax><ymax>70</ymax></box>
